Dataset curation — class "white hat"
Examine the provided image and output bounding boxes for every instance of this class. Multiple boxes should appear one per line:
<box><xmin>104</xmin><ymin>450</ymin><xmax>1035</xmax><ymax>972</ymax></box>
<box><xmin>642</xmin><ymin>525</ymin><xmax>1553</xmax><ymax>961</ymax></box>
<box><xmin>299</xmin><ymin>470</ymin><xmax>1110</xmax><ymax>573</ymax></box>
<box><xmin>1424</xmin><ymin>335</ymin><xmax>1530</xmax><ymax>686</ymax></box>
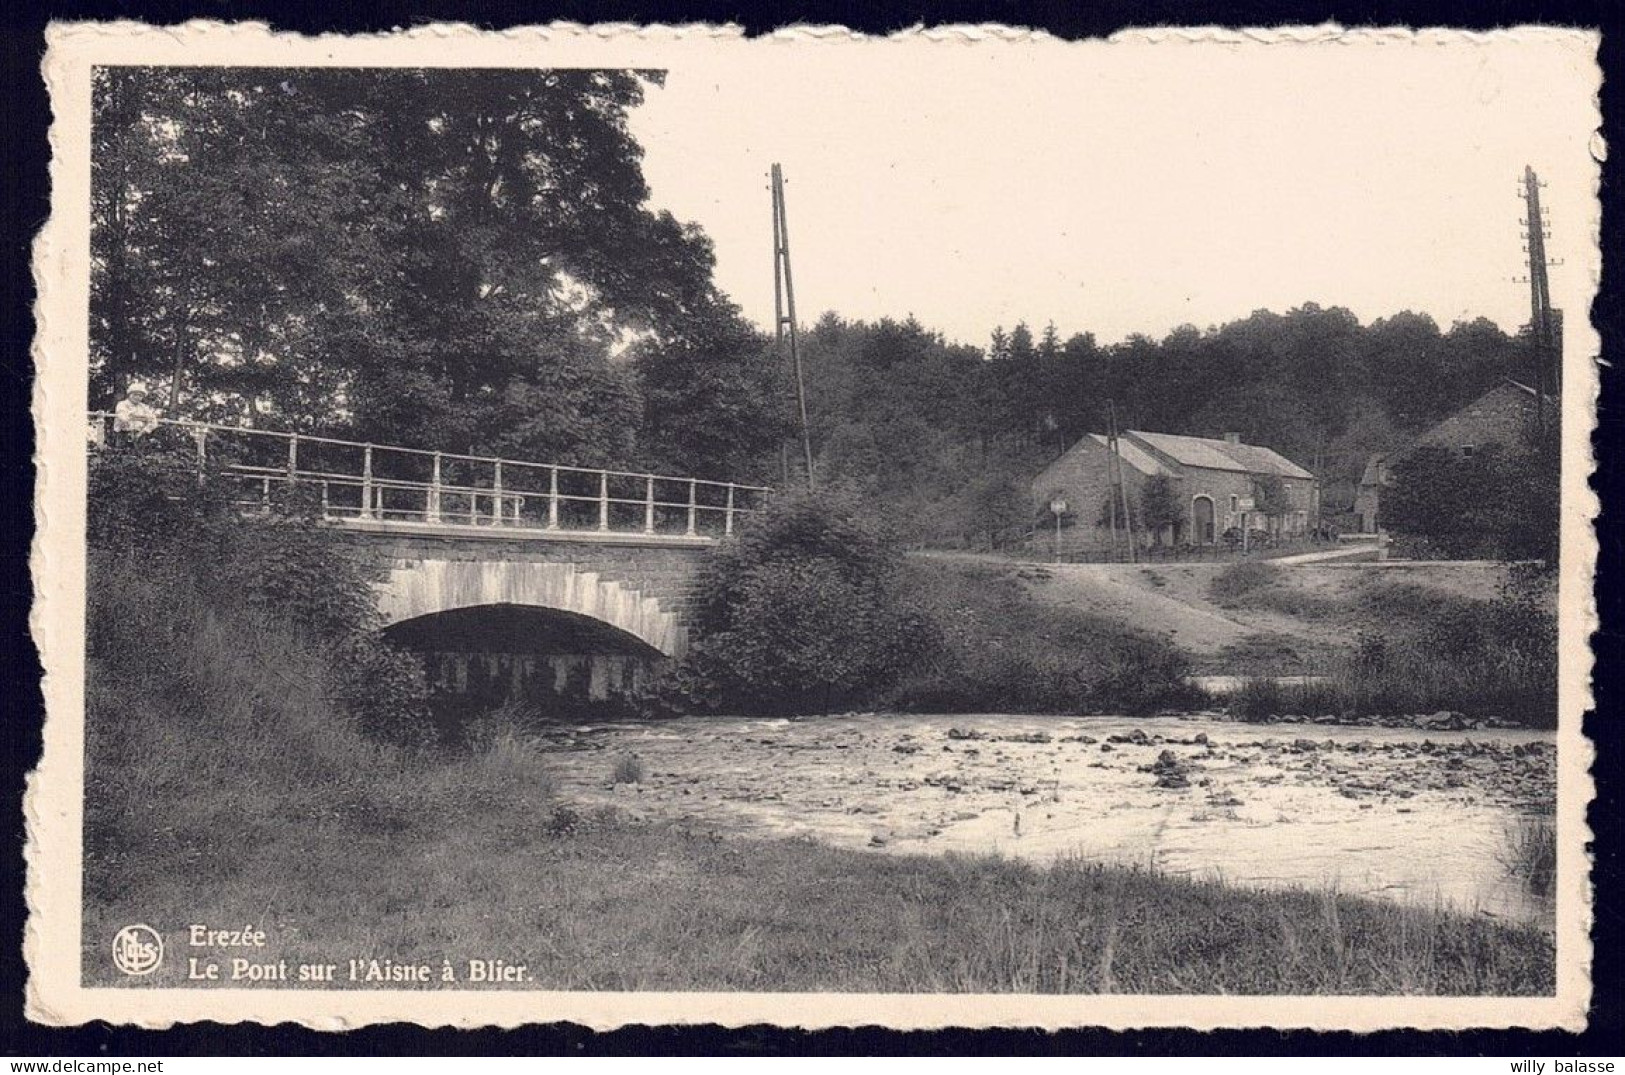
<box><xmin>127</xmin><ymin>384</ymin><xmax>149</xmax><ymax>398</ymax></box>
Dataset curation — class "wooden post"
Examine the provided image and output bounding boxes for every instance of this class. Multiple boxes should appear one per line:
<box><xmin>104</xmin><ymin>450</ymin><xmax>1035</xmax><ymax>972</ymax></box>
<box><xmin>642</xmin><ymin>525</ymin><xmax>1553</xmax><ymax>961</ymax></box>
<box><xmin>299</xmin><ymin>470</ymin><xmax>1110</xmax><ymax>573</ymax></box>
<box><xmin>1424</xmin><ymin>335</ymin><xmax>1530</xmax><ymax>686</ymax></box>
<box><xmin>260</xmin><ymin>477</ymin><xmax>270</xmax><ymax>514</ymax></box>
<box><xmin>597</xmin><ymin>471</ymin><xmax>609</xmax><ymax>531</ymax></box>
<box><xmin>724</xmin><ymin>483</ymin><xmax>736</xmax><ymax>536</ymax></box>
<box><xmin>360</xmin><ymin>446</ymin><xmax>374</xmax><ymax>519</ymax></box>
<box><xmin>686</xmin><ymin>480</ymin><xmax>698</xmax><ymax>536</ymax></box>
<box><xmin>428</xmin><ymin>453</ymin><xmax>442</xmax><ymax>523</ymax></box>
<box><xmin>547</xmin><ymin>467</ymin><xmax>560</xmax><ymax>530</ymax></box>
<box><xmin>287</xmin><ymin>433</ymin><xmax>299</xmax><ymax>486</ymax></box>
<box><xmin>644</xmin><ymin>476</ymin><xmax>656</xmax><ymax>534</ymax></box>
<box><xmin>193</xmin><ymin>426</ymin><xmax>207</xmax><ymax>485</ymax></box>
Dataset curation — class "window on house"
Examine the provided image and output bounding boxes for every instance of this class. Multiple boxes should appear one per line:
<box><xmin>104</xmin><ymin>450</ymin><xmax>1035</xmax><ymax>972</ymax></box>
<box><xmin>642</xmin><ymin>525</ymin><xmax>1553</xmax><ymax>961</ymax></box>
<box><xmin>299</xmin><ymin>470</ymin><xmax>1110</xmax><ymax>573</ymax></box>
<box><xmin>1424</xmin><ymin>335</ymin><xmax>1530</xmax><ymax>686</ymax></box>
<box><xmin>1229</xmin><ymin>494</ymin><xmax>1238</xmax><ymax>512</ymax></box>
<box><xmin>1462</xmin><ymin>444</ymin><xmax>1476</xmax><ymax>458</ymax></box>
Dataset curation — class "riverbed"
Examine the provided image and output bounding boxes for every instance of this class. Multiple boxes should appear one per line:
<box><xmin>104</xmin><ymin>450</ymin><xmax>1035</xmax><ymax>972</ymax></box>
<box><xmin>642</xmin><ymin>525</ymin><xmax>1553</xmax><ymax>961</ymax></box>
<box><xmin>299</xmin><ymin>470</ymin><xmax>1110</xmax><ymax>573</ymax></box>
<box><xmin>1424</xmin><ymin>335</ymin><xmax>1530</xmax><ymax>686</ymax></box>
<box><xmin>533</xmin><ymin>713</ymin><xmax>1555</xmax><ymax>926</ymax></box>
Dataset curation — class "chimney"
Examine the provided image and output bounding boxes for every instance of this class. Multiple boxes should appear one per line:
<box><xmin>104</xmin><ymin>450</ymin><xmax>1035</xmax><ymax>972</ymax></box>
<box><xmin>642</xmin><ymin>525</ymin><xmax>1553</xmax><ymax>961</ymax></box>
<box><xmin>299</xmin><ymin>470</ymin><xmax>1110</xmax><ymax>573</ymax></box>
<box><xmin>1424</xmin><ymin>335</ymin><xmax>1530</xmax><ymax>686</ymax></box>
<box><xmin>1223</xmin><ymin>432</ymin><xmax>1242</xmax><ymax>445</ymax></box>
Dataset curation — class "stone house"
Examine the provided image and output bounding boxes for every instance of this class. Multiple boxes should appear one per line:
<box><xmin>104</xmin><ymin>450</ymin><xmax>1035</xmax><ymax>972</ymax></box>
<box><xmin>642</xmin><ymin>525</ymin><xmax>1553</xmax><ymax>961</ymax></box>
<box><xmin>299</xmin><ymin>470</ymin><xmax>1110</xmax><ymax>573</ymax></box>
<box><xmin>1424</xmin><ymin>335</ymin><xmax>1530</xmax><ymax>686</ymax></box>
<box><xmin>1031</xmin><ymin>430</ymin><xmax>1318</xmax><ymax>553</ymax></box>
<box><xmin>1352</xmin><ymin>378</ymin><xmax>1548</xmax><ymax>534</ymax></box>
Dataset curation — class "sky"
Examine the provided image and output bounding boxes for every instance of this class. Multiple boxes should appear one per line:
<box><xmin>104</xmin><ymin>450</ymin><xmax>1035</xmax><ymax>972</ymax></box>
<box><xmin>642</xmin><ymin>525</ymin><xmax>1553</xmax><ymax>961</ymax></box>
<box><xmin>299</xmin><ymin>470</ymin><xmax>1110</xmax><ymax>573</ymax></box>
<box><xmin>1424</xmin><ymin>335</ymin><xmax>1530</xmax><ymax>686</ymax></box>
<box><xmin>626</xmin><ymin>30</ymin><xmax>1600</xmax><ymax>349</ymax></box>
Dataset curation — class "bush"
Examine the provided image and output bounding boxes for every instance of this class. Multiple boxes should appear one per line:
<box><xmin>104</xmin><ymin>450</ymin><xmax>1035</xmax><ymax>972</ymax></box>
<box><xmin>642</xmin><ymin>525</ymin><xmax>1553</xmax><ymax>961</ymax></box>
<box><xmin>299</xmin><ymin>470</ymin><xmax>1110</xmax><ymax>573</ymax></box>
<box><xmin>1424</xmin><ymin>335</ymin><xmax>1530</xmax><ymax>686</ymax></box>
<box><xmin>1225</xmin><ymin>593</ymin><xmax>1557</xmax><ymax>727</ymax></box>
<box><xmin>83</xmin><ymin>559</ymin><xmax>399</xmax><ymax>899</ymax></box>
<box><xmin>1383</xmin><ymin>437</ymin><xmax>1559</xmax><ymax>562</ymax></box>
<box><xmin>681</xmin><ymin>488</ymin><xmax>929</xmax><ymax>715</ymax></box>
<box><xmin>1229</xmin><ymin>677</ymin><xmax>1285</xmax><ymax>722</ymax></box>
<box><xmin>87</xmin><ymin>442</ymin><xmax>429</xmax><ymax>740</ymax></box>
<box><xmin>1208</xmin><ymin>561</ymin><xmax>1278</xmax><ymax>604</ymax></box>
<box><xmin>612</xmin><ymin>755</ymin><xmax>645</xmax><ymax>784</ymax></box>
<box><xmin>82</xmin><ymin>442</ymin><xmax>466</xmax><ymax>900</ymax></box>
<box><xmin>1207</xmin><ymin>561</ymin><xmax>1338</xmax><ymax>618</ymax></box>
<box><xmin>675</xmin><ymin>493</ymin><xmax>1204</xmax><ymax>718</ymax></box>
<box><xmin>884</xmin><ymin>561</ymin><xmax>1201</xmax><ymax>715</ymax></box>
<box><xmin>84</xmin><ymin>541</ymin><xmax>556</xmax><ymax>905</ymax></box>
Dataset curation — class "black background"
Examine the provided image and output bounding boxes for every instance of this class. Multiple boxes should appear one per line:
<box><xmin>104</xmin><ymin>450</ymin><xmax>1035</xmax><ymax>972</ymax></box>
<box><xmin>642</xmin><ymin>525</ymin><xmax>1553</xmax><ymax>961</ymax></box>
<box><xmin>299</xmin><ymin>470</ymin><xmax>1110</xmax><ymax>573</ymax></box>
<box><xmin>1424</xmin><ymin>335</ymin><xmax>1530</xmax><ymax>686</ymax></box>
<box><xmin>2</xmin><ymin>0</ymin><xmax>1618</xmax><ymax>1057</ymax></box>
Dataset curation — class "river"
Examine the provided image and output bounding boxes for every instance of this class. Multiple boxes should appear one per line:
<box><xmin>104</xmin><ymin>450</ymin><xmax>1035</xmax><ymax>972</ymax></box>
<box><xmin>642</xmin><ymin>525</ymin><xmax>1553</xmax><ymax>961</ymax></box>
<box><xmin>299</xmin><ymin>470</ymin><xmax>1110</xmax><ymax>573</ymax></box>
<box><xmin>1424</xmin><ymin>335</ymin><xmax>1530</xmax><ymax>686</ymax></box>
<box><xmin>532</xmin><ymin>713</ymin><xmax>1556</xmax><ymax>927</ymax></box>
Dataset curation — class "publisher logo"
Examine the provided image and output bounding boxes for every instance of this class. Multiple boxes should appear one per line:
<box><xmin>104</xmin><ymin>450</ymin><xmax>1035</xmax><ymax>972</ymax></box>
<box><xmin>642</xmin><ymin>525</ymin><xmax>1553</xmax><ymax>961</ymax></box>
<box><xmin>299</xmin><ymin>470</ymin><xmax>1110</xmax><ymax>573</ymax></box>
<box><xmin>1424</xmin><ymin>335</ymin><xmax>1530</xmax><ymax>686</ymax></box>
<box><xmin>111</xmin><ymin>924</ymin><xmax>163</xmax><ymax>976</ymax></box>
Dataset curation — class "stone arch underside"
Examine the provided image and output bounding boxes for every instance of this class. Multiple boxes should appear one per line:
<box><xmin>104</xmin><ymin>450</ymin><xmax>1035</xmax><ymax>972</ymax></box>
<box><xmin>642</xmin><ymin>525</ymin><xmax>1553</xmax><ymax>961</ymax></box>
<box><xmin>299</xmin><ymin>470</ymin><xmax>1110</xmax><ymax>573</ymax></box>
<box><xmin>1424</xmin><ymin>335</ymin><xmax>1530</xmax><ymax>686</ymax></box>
<box><xmin>375</xmin><ymin>559</ymin><xmax>689</xmax><ymax>659</ymax></box>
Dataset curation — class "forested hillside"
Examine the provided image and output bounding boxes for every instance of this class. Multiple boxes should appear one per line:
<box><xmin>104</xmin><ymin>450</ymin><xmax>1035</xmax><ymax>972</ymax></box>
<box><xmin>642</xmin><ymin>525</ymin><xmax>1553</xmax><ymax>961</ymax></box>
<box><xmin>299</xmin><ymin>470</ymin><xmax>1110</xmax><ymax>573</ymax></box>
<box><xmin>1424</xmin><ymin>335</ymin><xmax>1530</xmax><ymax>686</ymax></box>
<box><xmin>791</xmin><ymin>309</ymin><xmax>1535</xmax><ymax>545</ymax></box>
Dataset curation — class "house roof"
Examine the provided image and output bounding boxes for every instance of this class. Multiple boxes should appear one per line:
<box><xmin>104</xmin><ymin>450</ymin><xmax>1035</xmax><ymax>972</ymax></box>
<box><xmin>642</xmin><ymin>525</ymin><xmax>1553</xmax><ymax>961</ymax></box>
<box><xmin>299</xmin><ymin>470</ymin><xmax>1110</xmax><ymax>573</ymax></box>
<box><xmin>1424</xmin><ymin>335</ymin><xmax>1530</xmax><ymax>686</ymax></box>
<box><xmin>1127</xmin><ymin>430</ymin><xmax>1314</xmax><ymax>480</ymax></box>
<box><xmin>1083</xmin><ymin>434</ymin><xmax>1175</xmax><ymax>477</ymax></box>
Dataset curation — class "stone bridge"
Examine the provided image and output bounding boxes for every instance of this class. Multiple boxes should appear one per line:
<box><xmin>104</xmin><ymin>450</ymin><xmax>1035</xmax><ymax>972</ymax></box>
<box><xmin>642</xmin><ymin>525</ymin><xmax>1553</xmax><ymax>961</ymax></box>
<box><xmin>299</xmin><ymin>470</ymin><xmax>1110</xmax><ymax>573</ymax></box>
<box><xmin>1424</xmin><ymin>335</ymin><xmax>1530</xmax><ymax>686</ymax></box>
<box><xmin>334</xmin><ymin>522</ymin><xmax>714</xmax><ymax>661</ymax></box>
<box><xmin>91</xmin><ymin>411</ymin><xmax>768</xmax><ymax>705</ymax></box>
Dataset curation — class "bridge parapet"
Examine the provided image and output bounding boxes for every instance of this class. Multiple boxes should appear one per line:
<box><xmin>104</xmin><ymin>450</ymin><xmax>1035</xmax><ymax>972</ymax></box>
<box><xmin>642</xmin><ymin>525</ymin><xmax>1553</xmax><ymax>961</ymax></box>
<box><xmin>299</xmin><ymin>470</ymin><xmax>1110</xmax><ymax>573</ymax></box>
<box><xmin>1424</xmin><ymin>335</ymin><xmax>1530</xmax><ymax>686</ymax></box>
<box><xmin>90</xmin><ymin>412</ymin><xmax>771</xmax><ymax>543</ymax></box>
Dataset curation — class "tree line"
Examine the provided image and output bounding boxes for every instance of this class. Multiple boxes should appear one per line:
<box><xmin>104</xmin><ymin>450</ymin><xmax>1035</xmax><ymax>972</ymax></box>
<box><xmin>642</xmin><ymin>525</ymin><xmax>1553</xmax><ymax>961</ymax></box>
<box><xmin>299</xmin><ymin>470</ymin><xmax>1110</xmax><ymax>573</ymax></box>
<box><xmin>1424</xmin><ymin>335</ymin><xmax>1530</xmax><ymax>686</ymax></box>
<box><xmin>792</xmin><ymin>308</ymin><xmax>1537</xmax><ymax>546</ymax></box>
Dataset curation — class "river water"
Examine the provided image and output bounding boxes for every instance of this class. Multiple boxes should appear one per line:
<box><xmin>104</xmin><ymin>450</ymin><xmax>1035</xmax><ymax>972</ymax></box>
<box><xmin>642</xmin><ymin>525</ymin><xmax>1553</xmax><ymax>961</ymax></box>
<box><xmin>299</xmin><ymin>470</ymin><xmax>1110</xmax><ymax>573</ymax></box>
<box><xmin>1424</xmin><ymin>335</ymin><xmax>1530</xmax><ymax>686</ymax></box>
<box><xmin>535</xmin><ymin>713</ymin><xmax>1555</xmax><ymax>927</ymax></box>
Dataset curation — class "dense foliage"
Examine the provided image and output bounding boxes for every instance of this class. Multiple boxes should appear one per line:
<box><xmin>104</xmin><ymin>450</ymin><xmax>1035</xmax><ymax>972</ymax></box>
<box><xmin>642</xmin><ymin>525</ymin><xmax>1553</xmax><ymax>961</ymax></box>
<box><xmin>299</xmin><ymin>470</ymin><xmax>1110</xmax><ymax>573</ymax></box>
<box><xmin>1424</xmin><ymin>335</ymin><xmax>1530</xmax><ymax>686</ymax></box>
<box><xmin>675</xmin><ymin>492</ymin><xmax>1199</xmax><ymax>717</ymax></box>
<box><xmin>87</xmin><ymin>442</ymin><xmax>429</xmax><ymax>740</ymax></box>
<box><xmin>885</xmin><ymin>560</ymin><xmax>1203</xmax><ymax>716</ymax></box>
<box><xmin>679</xmin><ymin>490</ymin><xmax>928</xmax><ymax>715</ymax></box>
<box><xmin>83</xmin><ymin>444</ymin><xmax>569</xmax><ymax>912</ymax></box>
<box><xmin>1227</xmin><ymin>588</ymin><xmax>1557</xmax><ymax>727</ymax></box>
<box><xmin>91</xmin><ymin>67</ymin><xmax>784</xmax><ymax>479</ymax></box>
<box><xmin>1383</xmin><ymin>433</ymin><xmax>1560</xmax><ymax>562</ymax></box>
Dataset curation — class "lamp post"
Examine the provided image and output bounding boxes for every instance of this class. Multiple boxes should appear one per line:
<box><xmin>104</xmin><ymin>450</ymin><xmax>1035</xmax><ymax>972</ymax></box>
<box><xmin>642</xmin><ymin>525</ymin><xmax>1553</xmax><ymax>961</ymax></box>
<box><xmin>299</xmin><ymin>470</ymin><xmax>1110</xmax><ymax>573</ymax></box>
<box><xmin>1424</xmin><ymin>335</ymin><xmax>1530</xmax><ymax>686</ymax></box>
<box><xmin>1049</xmin><ymin>497</ymin><xmax>1068</xmax><ymax>565</ymax></box>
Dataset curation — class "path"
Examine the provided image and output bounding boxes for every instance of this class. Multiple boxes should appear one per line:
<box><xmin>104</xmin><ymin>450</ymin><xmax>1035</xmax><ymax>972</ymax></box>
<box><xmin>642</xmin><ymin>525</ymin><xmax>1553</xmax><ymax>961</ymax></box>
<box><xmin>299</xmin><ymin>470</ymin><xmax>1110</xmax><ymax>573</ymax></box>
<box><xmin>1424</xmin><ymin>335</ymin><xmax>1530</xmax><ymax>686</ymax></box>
<box><xmin>1271</xmin><ymin>543</ymin><xmax>1381</xmax><ymax>565</ymax></box>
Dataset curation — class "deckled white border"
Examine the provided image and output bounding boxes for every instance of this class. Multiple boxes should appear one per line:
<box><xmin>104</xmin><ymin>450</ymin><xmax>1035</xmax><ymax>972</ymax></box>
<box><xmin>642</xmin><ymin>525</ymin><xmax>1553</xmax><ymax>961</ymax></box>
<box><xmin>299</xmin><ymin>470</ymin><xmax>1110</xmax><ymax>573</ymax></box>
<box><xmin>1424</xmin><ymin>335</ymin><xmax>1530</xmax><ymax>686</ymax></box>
<box><xmin>28</xmin><ymin>19</ymin><xmax>1601</xmax><ymax>1032</ymax></box>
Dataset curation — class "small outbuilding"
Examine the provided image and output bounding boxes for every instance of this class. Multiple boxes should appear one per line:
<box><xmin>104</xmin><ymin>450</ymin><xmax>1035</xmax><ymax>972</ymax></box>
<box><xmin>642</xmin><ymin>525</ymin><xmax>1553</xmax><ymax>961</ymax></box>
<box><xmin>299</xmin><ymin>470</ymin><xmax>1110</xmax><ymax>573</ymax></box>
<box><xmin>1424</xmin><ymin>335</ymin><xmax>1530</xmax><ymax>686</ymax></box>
<box><xmin>1352</xmin><ymin>378</ymin><xmax>1549</xmax><ymax>534</ymax></box>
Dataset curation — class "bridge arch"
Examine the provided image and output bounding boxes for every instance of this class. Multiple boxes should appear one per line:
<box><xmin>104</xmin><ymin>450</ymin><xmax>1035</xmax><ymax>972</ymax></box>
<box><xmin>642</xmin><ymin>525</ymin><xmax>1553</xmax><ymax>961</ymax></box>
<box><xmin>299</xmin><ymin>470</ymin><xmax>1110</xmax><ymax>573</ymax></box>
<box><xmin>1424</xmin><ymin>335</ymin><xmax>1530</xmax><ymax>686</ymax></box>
<box><xmin>374</xmin><ymin>558</ymin><xmax>689</xmax><ymax>659</ymax></box>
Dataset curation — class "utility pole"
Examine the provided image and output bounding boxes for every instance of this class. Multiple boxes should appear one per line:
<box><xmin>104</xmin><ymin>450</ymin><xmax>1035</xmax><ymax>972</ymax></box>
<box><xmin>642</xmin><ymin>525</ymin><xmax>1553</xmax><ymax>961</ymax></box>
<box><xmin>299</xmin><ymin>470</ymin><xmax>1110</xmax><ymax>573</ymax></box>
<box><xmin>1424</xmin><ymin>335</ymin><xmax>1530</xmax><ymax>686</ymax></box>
<box><xmin>1518</xmin><ymin>165</ymin><xmax>1562</xmax><ymax>438</ymax></box>
<box><xmin>772</xmin><ymin>163</ymin><xmax>816</xmax><ymax>489</ymax></box>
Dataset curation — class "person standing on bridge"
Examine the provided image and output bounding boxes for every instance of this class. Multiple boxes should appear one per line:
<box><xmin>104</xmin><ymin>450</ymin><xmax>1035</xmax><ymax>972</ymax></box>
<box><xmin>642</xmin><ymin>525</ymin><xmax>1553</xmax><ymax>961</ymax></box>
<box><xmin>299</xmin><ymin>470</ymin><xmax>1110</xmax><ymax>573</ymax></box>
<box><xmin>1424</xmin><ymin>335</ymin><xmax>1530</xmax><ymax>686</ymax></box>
<box><xmin>111</xmin><ymin>384</ymin><xmax>161</xmax><ymax>444</ymax></box>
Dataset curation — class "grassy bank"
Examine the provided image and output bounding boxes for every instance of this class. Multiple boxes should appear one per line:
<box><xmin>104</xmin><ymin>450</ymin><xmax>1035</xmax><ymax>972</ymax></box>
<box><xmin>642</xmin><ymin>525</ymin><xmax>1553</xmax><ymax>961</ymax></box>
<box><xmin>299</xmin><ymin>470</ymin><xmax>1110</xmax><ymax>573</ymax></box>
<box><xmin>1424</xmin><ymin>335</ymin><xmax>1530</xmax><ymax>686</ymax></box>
<box><xmin>86</xmin><ymin>799</ymin><xmax>1554</xmax><ymax>995</ymax></box>
<box><xmin>84</xmin><ymin>592</ymin><xmax>1552</xmax><ymax>995</ymax></box>
<box><xmin>881</xmin><ymin>559</ymin><xmax>1203</xmax><ymax>715</ymax></box>
<box><xmin>1212</xmin><ymin>563</ymin><xmax>1557</xmax><ymax>726</ymax></box>
<box><xmin>83</xmin><ymin>572</ymin><xmax>1550</xmax><ymax>995</ymax></box>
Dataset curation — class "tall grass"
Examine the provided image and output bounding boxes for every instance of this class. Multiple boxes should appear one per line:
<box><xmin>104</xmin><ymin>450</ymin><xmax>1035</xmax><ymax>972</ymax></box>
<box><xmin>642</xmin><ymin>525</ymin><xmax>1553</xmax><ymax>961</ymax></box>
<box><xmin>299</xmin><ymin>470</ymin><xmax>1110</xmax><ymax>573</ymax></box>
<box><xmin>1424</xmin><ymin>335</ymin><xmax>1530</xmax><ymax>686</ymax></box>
<box><xmin>83</xmin><ymin>557</ymin><xmax>556</xmax><ymax>906</ymax></box>
<box><xmin>85</xmin><ymin>811</ymin><xmax>1554</xmax><ymax>995</ymax></box>
<box><xmin>1502</xmin><ymin>816</ymin><xmax>1557</xmax><ymax>899</ymax></box>
<box><xmin>1208</xmin><ymin>561</ymin><xmax>1338</xmax><ymax>617</ymax></box>
<box><xmin>1223</xmin><ymin>578</ymin><xmax>1556</xmax><ymax>726</ymax></box>
<box><xmin>1228</xmin><ymin>649</ymin><xmax>1553</xmax><ymax>725</ymax></box>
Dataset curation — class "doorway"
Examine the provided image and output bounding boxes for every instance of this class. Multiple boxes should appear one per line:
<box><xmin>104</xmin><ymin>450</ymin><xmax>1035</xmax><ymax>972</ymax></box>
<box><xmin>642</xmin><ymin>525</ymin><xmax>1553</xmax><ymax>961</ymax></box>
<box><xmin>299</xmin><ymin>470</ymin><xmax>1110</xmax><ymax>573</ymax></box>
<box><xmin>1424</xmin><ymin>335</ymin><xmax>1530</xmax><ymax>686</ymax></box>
<box><xmin>1192</xmin><ymin>495</ymin><xmax>1216</xmax><ymax>544</ymax></box>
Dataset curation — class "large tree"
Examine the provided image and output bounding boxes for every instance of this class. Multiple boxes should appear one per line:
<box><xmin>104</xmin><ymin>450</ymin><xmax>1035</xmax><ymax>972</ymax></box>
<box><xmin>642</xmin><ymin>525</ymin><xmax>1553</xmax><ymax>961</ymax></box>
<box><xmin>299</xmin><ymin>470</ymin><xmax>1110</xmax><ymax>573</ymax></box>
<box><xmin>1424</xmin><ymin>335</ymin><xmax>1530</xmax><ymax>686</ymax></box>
<box><xmin>91</xmin><ymin>66</ymin><xmax>759</xmax><ymax>469</ymax></box>
<box><xmin>632</xmin><ymin>300</ymin><xmax>790</xmax><ymax>481</ymax></box>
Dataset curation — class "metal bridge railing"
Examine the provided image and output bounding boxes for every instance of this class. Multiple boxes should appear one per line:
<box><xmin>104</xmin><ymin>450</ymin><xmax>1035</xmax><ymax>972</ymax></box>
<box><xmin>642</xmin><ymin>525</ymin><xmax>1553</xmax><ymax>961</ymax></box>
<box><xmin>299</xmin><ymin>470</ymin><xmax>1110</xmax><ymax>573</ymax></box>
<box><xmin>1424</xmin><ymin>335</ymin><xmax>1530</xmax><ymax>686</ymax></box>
<box><xmin>89</xmin><ymin>413</ymin><xmax>772</xmax><ymax>540</ymax></box>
